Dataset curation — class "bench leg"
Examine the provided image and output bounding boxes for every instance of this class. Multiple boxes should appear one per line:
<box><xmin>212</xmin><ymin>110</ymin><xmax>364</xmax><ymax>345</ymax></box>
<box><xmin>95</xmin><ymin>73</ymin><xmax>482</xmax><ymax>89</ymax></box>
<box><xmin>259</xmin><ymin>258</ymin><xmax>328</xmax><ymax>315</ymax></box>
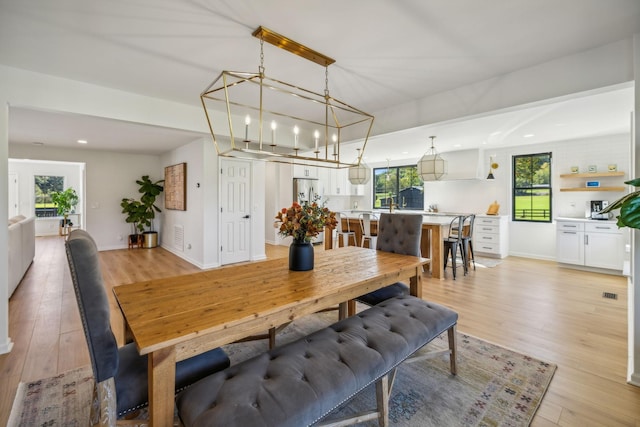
<box><xmin>448</xmin><ymin>324</ymin><xmax>457</xmax><ymax>375</ymax></box>
<box><xmin>375</xmin><ymin>374</ymin><xmax>390</xmax><ymax>427</ymax></box>
<box><xmin>317</xmin><ymin>372</ymin><xmax>395</xmax><ymax>427</ymax></box>
<box><xmin>403</xmin><ymin>324</ymin><xmax>457</xmax><ymax>376</ymax></box>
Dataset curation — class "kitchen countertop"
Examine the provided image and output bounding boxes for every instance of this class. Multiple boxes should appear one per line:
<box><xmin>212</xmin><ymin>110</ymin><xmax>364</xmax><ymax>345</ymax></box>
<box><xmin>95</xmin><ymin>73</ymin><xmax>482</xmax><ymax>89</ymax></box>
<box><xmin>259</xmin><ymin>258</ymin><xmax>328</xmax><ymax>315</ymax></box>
<box><xmin>555</xmin><ymin>216</ymin><xmax>617</xmax><ymax>223</ymax></box>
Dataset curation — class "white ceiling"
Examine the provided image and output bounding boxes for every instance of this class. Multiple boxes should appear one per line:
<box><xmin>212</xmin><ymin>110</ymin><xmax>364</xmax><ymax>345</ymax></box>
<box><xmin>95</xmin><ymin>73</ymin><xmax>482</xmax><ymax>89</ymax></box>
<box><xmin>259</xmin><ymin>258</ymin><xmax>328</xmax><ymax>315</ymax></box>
<box><xmin>2</xmin><ymin>1</ymin><xmax>639</xmax><ymax>162</ymax></box>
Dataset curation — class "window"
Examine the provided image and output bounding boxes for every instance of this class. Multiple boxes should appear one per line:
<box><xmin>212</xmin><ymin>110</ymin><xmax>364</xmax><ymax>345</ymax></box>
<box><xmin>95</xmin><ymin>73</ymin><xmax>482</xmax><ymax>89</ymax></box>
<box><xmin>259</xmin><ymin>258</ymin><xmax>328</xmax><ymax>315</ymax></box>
<box><xmin>35</xmin><ymin>175</ymin><xmax>64</xmax><ymax>217</ymax></box>
<box><xmin>512</xmin><ymin>153</ymin><xmax>552</xmax><ymax>222</ymax></box>
<box><xmin>373</xmin><ymin>165</ymin><xmax>423</xmax><ymax>210</ymax></box>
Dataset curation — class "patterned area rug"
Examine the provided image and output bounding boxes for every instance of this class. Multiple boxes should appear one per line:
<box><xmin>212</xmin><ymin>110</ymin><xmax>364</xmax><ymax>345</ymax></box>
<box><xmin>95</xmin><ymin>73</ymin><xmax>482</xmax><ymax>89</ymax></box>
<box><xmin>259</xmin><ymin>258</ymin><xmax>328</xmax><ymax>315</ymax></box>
<box><xmin>9</xmin><ymin>311</ymin><xmax>555</xmax><ymax>426</ymax></box>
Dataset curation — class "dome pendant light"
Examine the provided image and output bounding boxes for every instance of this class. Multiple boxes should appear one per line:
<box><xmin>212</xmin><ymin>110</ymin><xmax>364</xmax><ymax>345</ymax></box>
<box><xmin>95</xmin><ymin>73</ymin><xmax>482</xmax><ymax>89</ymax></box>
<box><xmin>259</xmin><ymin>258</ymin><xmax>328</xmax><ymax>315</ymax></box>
<box><xmin>417</xmin><ymin>136</ymin><xmax>447</xmax><ymax>181</ymax></box>
<box><xmin>348</xmin><ymin>148</ymin><xmax>371</xmax><ymax>185</ymax></box>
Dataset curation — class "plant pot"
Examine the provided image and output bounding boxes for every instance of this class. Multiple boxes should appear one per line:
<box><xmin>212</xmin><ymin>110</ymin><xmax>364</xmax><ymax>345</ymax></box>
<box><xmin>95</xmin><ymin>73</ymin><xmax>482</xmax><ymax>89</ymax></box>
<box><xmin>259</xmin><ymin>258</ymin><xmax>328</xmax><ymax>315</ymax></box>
<box><xmin>142</xmin><ymin>231</ymin><xmax>158</xmax><ymax>248</ymax></box>
<box><xmin>289</xmin><ymin>240</ymin><xmax>314</xmax><ymax>271</ymax></box>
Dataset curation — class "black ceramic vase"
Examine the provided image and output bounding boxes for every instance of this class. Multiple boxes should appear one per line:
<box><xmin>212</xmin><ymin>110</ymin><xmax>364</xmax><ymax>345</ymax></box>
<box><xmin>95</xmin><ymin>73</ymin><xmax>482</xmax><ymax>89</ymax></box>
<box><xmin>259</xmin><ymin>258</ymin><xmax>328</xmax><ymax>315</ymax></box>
<box><xmin>289</xmin><ymin>239</ymin><xmax>314</xmax><ymax>271</ymax></box>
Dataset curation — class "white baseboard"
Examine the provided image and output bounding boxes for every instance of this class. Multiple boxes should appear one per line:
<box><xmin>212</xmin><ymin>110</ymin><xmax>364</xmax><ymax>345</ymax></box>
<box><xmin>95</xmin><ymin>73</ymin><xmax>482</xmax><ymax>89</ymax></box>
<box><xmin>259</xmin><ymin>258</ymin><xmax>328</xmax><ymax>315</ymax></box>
<box><xmin>0</xmin><ymin>337</ymin><xmax>14</xmax><ymax>354</ymax></box>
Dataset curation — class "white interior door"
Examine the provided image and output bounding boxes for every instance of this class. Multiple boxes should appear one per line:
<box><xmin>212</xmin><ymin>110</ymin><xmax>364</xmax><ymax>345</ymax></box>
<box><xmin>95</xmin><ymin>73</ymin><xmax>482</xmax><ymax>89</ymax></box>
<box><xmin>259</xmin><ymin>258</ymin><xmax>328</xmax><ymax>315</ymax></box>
<box><xmin>220</xmin><ymin>159</ymin><xmax>251</xmax><ymax>265</ymax></box>
<box><xmin>8</xmin><ymin>173</ymin><xmax>18</xmax><ymax>217</ymax></box>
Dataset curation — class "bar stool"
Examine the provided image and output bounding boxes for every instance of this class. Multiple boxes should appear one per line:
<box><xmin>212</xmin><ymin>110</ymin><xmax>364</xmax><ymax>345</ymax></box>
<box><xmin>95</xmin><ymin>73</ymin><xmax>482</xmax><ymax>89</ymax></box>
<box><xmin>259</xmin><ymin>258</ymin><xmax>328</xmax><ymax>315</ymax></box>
<box><xmin>334</xmin><ymin>212</ymin><xmax>356</xmax><ymax>248</ymax></box>
<box><xmin>359</xmin><ymin>212</ymin><xmax>378</xmax><ymax>248</ymax></box>
<box><xmin>461</xmin><ymin>214</ymin><xmax>476</xmax><ymax>271</ymax></box>
<box><xmin>443</xmin><ymin>215</ymin><xmax>466</xmax><ymax>279</ymax></box>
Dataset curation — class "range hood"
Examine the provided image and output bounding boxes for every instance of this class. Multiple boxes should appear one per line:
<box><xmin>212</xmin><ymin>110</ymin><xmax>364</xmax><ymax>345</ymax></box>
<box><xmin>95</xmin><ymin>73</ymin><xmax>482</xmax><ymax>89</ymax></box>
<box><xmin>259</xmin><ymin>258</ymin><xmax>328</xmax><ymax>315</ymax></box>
<box><xmin>438</xmin><ymin>148</ymin><xmax>486</xmax><ymax>181</ymax></box>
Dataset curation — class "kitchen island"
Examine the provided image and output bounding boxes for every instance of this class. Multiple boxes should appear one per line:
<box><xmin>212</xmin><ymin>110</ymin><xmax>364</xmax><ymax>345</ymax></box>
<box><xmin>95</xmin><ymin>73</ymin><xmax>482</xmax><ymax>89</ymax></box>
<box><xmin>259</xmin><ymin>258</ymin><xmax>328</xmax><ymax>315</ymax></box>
<box><xmin>325</xmin><ymin>211</ymin><xmax>472</xmax><ymax>280</ymax></box>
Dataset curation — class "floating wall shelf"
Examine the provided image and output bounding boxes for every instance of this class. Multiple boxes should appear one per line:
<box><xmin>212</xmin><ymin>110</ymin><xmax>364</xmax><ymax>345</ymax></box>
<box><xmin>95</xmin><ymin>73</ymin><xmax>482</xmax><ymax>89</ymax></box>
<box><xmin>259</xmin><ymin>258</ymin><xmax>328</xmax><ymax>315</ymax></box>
<box><xmin>559</xmin><ymin>171</ymin><xmax>626</xmax><ymax>192</ymax></box>
<box><xmin>559</xmin><ymin>172</ymin><xmax>625</xmax><ymax>178</ymax></box>
<box><xmin>559</xmin><ymin>186</ymin><xmax>626</xmax><ymax>192</ymax></box>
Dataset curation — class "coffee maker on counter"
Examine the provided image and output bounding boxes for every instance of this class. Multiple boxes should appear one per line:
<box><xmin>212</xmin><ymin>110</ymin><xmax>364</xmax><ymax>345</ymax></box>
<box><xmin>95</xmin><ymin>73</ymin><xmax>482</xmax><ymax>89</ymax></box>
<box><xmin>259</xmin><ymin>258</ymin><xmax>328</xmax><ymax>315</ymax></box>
<box><xmin>588</xmin><ymin>200</ymin><xmax>611</xmax><ymax>220</ymax></box>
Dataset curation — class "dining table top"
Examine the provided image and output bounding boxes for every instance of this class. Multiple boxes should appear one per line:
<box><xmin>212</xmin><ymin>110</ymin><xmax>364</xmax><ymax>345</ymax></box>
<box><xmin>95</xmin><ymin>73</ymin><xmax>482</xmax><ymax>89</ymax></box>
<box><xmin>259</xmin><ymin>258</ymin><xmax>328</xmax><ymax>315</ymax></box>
<box><xmin>113</xmin><ymin>245</ymin><xmax>429</xmax><ymax>359</ymax></box>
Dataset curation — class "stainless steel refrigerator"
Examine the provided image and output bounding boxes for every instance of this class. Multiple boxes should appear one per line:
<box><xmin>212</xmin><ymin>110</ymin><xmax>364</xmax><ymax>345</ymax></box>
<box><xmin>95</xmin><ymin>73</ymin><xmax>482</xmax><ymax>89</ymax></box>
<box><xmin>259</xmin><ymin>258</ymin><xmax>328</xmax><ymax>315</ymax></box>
<box><xmin>292</xmin><ymin>178</ymin><xmax>323</xmax><ymax>243</ymax></box>
<box><xmin>293</xmin><ymin>178</ymin><xmax>320</xmax><ymax>204</ymax></box>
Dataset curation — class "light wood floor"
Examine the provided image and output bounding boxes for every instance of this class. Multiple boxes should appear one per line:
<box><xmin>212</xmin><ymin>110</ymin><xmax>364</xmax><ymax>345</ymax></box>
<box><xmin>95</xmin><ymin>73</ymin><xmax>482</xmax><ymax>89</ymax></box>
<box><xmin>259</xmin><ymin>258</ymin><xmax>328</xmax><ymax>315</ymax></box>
<box><xmin>1</xmin><ymin>236</ymin><xmax>639</xmax><ymax>426</ymax></box>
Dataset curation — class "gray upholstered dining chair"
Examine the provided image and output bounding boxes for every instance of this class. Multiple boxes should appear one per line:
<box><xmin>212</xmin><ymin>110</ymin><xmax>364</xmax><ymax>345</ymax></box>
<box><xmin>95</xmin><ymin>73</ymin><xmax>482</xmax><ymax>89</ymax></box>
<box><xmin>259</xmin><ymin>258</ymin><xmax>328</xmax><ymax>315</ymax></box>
<box><xmin>355</xmin><ymin>213</ymin><xmax>424</xmax><ymax>307</ymax></box>
<box><xmin>65</xmin><ymin>229</ymin><xmax>230</xmax><ymax>424</ymax></box>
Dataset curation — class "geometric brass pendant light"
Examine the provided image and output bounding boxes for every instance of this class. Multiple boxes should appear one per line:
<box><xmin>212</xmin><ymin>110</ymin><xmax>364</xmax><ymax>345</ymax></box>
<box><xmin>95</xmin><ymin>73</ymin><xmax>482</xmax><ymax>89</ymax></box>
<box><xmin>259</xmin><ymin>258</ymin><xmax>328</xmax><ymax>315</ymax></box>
<box><xmin>417</xmin><ymin>136</ymin><xmax>448</xmax><ymax>181</ymax></box>
<box><xmin>201</xmin><ymin>26</ymin><xmax>375</xmax><ymax>169</ymax></box>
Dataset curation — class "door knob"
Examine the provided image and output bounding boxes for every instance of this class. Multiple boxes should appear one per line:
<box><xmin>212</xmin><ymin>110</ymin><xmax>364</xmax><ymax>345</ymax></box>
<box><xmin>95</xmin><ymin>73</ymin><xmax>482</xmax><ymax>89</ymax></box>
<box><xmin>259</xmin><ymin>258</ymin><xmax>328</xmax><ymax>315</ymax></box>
<box><xmin>243</xmin><ymin>215</ymin><xmax>250</xmax><ymax>219</ymax></box>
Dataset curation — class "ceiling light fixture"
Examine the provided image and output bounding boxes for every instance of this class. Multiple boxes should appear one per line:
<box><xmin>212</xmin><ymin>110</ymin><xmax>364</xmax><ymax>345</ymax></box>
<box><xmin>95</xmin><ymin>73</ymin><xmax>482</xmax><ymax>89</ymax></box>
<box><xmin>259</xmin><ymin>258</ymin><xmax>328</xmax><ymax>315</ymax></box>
<box><xmin>77</xmin><ymin>139</ymin><xmax>88</xmax><ymax>144</ymax></box>
<box><xmin>201</xmin><ymin>26</ymin><xmax>374</xmax><ymax>169</ymax></box>
<box><xmin>417</xmin><ymin>136</ymin><xmax>447</xmax><ymax>181</ymax></box>
<box><xmin>348</xmin><ymin>148</ymin><xmax>371</xmax><ymax>185</ymax></box>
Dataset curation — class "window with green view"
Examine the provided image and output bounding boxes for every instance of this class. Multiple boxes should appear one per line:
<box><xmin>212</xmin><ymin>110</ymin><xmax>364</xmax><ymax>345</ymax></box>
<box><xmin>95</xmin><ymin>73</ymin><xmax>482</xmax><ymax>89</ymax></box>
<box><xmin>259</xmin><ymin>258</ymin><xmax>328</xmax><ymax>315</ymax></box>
<box><xmin>373</xmin><ymin>165</ymin><xmax>424</xmax><ymax>210</ymax></box>
<box><xmin>512</xmin><ymin>153</ymin><xmax>552</xmax><ymax>222</ymax></box>
<box><xmin>35</xmin><ymin>175</ymin><xmax>64</xmax><ymax>218</ymax></box>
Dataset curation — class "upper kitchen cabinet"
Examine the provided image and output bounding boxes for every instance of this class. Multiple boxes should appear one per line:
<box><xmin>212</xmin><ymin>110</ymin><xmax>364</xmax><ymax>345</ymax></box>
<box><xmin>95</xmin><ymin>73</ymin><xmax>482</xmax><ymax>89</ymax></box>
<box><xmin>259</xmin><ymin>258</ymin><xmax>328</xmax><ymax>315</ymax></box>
<box><xmin>293</xmin><ymin>164</ymin><xmax>318</xmax><ymax>179</ymax></box>
<box><xmin>559</xmin><ymin>171</ymin><xmax>625</xmax><ymax>192</ymax></box>
<box><xmin>324</xmin><ymin>168</ymin><xmax>351</xmax><ymax>196</ymax></box>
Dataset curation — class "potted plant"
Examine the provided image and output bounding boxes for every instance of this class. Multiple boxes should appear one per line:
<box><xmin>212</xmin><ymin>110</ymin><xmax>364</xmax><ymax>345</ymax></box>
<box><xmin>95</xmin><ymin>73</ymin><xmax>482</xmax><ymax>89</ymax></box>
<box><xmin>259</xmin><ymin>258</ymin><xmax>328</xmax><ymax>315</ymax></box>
<box><xmin>50</xmin><ymin>187</ymin><xmax>79</xmax><ymax>228</ymax></box>
<box><xmin>121</xmin><ymin>175</ymin><xmax>164</xmax><ymax>248</ymax></box>
<box><xmin>120</xmin><ymin>198</ymin><xmax>146</xmax><ymax>247</ymax></box>
<box><xmin>601</xmin><ymin>177</ymin><xmax>640</xmax><ymax>229</ymax></box>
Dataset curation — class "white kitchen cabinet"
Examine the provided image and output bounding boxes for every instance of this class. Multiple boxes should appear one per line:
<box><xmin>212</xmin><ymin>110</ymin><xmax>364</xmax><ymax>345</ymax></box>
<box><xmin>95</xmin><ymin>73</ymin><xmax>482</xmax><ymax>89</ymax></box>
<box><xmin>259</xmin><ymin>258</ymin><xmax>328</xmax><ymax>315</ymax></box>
<box><xmin>293</xmin><ymin>164</ymin><xmax>318</xmax><ymax>179</ymax></box>
<box><xmin>556</xmin><ymin>219</ymin><xmax>624</xmax><ymax>271</ymax></box>
<box><xmin>473</xmin><ymin>215</ymin><xmax>509</xmax><ymax>258</ymax></box>
<box><xmin>325</xmin><ymin>168</ymin><xmax>350</xmax><ymax>196</ymax></box>
<box><xmin>556</xmin><ymin>221</ymin><xmax>585</xmax><ymax>264</ymax></box>
<box><xmin>584</xmin><ymin>222</ymin><xmax>624</xmax><ymax>270</ymax></box>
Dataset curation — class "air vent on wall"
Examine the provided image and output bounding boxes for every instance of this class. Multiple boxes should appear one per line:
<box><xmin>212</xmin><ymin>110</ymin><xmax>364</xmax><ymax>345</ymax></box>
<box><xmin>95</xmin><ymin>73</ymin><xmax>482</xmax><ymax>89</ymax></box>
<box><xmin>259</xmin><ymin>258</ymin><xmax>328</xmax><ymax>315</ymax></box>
<box><xmin>174</xmin><ymin>225</ymin><xmax>184</xmax><ymax>252</ymax></box>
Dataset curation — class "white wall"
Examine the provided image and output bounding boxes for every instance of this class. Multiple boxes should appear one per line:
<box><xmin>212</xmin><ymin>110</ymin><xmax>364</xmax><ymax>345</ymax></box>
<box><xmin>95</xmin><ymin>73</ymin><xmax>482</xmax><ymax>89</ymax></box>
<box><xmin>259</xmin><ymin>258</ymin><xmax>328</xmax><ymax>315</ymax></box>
<box><xmin>8</xmin><ymin>159</ymin><xmax>84</xmax><ymax>236</ymax></box>
<box><xmin>160</xmin><ymin>139</ymin><xmax>208</xmax><ymax>267</ymax></box>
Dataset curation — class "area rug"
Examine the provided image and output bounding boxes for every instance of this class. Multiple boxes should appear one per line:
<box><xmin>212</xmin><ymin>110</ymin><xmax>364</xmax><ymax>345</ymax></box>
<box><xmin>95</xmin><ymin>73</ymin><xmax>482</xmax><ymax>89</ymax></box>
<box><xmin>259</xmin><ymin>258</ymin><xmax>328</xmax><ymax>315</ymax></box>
<box><xmin>9</xmin><ymin>312</ymin><xmax>555</xmax><ymax>426</ymax></box>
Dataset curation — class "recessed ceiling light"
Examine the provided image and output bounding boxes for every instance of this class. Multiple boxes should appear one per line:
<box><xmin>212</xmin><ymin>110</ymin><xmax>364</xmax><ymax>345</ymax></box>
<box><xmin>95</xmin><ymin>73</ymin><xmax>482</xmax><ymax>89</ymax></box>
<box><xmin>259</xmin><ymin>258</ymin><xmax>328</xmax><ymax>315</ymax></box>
<box><xmin>77</xmin><ymin>139</ymin><xmax>88</xmax><ymax>144</ymax></box>
<box><xmin>523</xmin><ymin>134</ymin><xmax>535</xmax><ymax>138</ymax></box>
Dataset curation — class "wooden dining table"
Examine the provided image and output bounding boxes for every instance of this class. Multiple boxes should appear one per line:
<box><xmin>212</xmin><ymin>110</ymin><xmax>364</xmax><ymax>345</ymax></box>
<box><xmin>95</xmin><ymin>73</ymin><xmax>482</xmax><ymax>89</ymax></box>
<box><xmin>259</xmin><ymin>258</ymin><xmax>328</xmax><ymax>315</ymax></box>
<box><xmin>113</xmin><ymin>245</ymin><xmax>429</xmax><ymax>427</ymax></box>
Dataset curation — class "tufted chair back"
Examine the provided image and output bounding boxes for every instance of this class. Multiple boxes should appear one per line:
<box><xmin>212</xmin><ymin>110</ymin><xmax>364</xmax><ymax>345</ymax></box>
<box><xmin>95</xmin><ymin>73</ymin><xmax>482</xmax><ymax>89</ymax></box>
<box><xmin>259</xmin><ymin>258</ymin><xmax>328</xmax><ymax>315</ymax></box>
<box><xmin>354</xmin><ymin>213</ymin><xmax>424</xmax><ymax>310</ymax></box>
<box><xmin>375</xmin><ymin>213</ymin><xmax>422</xmax><ymax>256</ymax></box>
<box><xmin>66</xmin><ymin>229</ymin><xmax>119</xmax><ymax>384</ymax></box>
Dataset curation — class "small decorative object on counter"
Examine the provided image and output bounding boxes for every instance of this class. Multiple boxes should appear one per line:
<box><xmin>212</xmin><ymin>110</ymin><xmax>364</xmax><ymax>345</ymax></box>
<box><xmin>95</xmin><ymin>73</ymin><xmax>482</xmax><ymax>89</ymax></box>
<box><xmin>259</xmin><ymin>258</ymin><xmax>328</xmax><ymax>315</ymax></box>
<box><xmin>588</xmin><ymin>165</ymin><xmax>597</xmax><ymax>173</ymax></box>
<box><xmin>608</xmin><ymin>164</ymin><xmax>617</xmax><ymax>172</ymax></box>
<box><xmin>275</xmin><ymin>196</ymin><xmax>337</xmax><ymax>271</ymax></box>
<box><xmin>570</xmin><ymin>166</ymin><xmax>579</xmax><ymax>173</ymax></box>
<box><xmin>486</xmin><ymin>200</ymin><xmax>500</xmax><ymax>215</ymax></box>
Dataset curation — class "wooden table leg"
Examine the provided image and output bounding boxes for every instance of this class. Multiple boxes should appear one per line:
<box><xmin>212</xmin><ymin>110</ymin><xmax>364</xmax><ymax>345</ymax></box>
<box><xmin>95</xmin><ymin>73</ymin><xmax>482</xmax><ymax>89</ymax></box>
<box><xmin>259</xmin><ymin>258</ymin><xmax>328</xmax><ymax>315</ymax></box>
<box><xmin>409</xmin><ymin>266</ymin><xmax>422</xmax><ymax>298</ymax></box>
<box><xmin>149</xmin><ymin>347</ymin><xmax>176</xmax><ymax>427</ymax></box>
<box><xmin>430</xmin><ymin>225</ymin><xmax>444</xmax><ymax>280</ymax></box>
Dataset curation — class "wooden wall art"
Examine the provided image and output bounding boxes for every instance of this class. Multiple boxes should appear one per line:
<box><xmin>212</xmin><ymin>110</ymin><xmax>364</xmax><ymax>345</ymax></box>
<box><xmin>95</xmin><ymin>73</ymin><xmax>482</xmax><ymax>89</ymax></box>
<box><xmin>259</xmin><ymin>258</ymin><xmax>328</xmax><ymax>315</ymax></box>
<box><xmin>164</xmin><ymin>163</ymin><xmax>187</xmax><ymax>211</ymax></box>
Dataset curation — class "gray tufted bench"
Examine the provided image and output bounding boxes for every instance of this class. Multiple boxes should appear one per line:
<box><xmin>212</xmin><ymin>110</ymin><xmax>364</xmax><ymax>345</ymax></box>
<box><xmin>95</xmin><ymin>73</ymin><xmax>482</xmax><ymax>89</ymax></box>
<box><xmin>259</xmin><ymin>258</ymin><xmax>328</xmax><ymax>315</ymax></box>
<box><xmin>176</xmin><ymin>295</ymin><xmax>458</xmax><ymax>427</ymax></box>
